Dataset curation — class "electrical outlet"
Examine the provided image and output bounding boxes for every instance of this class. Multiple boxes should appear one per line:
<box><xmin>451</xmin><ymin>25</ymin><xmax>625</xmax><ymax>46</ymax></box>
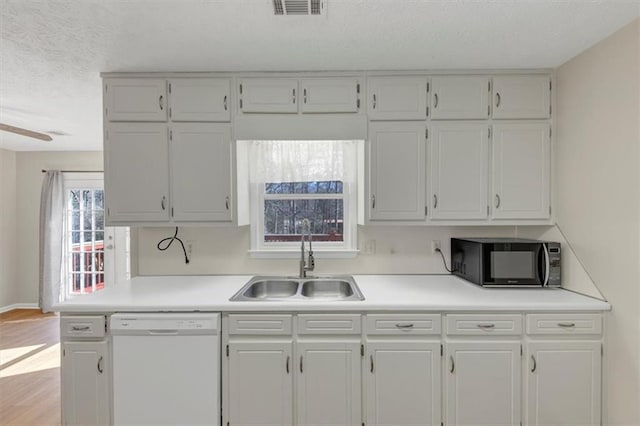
<box><xmin>431</xmin><ymin>240</ymin><xmax>441</xmax><ymax>254</ymax></box>
<box><xmin>363</xmin><ymin>240</ymin><xmax>376</xmax><ymax>255</ymax></box>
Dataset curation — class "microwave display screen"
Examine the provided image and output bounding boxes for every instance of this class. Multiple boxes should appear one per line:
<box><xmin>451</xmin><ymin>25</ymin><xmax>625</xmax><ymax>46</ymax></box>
<box><xmin>490</xmin><ymin>251</ymin><xmax>535</xmax><ymax>279</ymax></box>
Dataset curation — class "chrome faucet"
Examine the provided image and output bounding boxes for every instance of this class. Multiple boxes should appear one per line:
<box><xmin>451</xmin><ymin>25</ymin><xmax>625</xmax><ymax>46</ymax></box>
<box><xmin>299</xmin><ymin>219</ymin><xmax>315</xmax><ymax>278</ymax></box>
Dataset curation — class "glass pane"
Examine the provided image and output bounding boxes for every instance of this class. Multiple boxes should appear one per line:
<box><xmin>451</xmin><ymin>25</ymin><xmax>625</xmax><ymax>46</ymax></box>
<box><xmin>95</xmin><ymin>231</ymin><xmax>104</xmax><ymax>243</ymax></box>
<box><xmin>69</xmin><ymin>190</ymin><xmax>80</xmax><ymax>210</ymax></box>
<box><xmin>94</xmin><ymin>190</ymin><xmax>104</xmax><ymax>210</ymax></box>
<box><xmin>264</xmin><ymin>199</ymin><xmax>343</xmax><ymax>242</ymax></box>
<box><xmin>82</xmin><ymin>190</ymin><xmax>92</xmax><ymax>211</ymax></box>
<box><xmin>70</xmin><ymin>231</ymin><xmax>81</xmax><ymax>245</ymax></box>
<box><xmin>83</xmin><ymin>213</ymin><xmax>93</xmax><ymax>232</ymax></box>
<box><xmin>94</xmin><ymin>211</ymin><xmax>104</xmax><ymax>231</ymax></box>
<box><xmin>265</xmin><ymin>181</ymin><xmax>343</xmax><ymax>195</ymax></box>
<box><xmin>70</xmin><ymin>211</ymin><xmax>81</xmax><ymax>232</ymax></box>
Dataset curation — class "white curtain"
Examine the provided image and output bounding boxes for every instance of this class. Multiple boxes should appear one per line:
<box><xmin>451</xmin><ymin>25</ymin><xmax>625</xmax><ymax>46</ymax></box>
<box><xmin>39</xmin><ymin>171</ymin><xmax>65</xmax><ymax>312</ymax></box>
<box><xmin>249</xmin><ymin>140</ymin><xmax>357</xmax><ymax>184</ymax></box>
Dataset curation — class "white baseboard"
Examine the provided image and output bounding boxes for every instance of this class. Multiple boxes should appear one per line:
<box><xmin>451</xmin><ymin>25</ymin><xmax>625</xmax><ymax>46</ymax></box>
<box><xmin>0</xmin><ymin>303</ymin><xmax>40</xmax><ymax>313</ymax></box>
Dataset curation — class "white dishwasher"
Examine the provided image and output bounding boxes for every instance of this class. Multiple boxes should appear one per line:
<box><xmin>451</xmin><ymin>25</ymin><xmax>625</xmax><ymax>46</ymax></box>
<box><xmin>110</xmin><ymin>313</ymin><xmax>220</xmax><ymax>425</ymax></box>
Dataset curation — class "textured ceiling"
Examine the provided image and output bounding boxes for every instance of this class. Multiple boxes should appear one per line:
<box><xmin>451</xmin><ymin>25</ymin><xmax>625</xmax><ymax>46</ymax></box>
<box><xmin>1</xmin><ymin>0</ymin><xmax>638</xmax><ymax>151</ymax></box>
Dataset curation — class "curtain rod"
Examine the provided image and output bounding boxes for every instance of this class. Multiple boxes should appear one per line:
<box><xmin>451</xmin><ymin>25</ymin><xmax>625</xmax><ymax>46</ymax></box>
<box><xmin>41</xmin><ymin>169</ymin><xmax>103</xmax><ymax>173</ymax></box>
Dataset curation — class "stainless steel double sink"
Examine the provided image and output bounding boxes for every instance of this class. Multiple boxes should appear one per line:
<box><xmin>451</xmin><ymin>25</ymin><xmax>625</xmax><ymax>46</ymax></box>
<box><xmin>230</xmin><ymin>276</ymin><xmax>364</xmax><ymax>302</ymax></box>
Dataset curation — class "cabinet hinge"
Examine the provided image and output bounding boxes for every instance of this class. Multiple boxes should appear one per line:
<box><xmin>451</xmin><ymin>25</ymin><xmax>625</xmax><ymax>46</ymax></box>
<box><xmin>170</xmin><ymin>130</ymin><xmax>173</xmax><ymax>140</ymax></box>
<box><xmin>63</xmin><ymin>348</ymin><xmax>65</xmax><ymax>357</ymax></box>
<box><xmin>361</xmin><ymin>344</ymin><xmax>364</xmax><ymax>356</ymax></box>
<box><xmin>169</xmin><ymin>83</ymin><xmax>172</xmax><ymax>94</ymax></box>
<box><xmin>171</xmin><ymin>207</ymin><xmax>174</xmax><ymax>217</ymax></box>
<box><xmin>239</xmin><ymin>83</ymin><xmax>243</xmax><ymax>94</ymax></box>
<box><xmin>487</xmin><ymin>104</ymin><xmax>490</xmax><ymax>117</ymax></box>
<box><xmin>357</xmin><ymin>99</ymin><xmax>360</xmax><ymax>109</ymax></box>
<box><xmin>601</xmin><ymin>343</ymin><xmax>603</xmax><ymax>356</ymax></box>
<box><xmin>425</xmin><ymin>128</ymin><xmax>428</xmax><ymax>140</ymax></box>
<box><xmin>520</xmin><ymin>344</ymin><xmax>523</xmax><ymax>357</ymax></box>
<box><xmin>487</xmin><ymin>205</ymin><xmax>489</xmax><ymax>216</ymax></box>
<box><xmin>356</xmin><ymin>83</ymin><xmax>360</xmax><ymax>94</ymax></box>
<box><xmin>488</xmin><ymin>126</ymin><xmax>492</xmax><ymax>139</ymax></box>
<box><xmin>549</xmin><ymin>205</ymin><xmax>552</xmax><ymax>215</ymax></box>
<box><xmin>488</xmin><ymin>80</ymin><xmax>491</xmax><ymax>92</ymax></box>
<box><xmin>425</xmin><ymin>206</ymin><xmax>428</xmax><ymax>216</ymax></box>
<box><xmin>226</xmin><ymin>344</ymin><xmax>229</xmax><ymax>357</ymax></box>
<box><xmin>426</xmin><ymin>106</ymin><xmax>429</xmax><ymax>117</ymax></box>
<box><xmin>169</xmin><ymin>107</ymin><xmax>172</xmax><ymax>119</ymax></box>
<box><xmin>239</xmin><ymin>99</ymin><xmax>243</xmax><ymax>109</ymax></box>
<box><xmin>549</xmin><ymin>80</ymin><xmax>552</xmax><ymax>91</ymax></box>
<box><xmin>427</xmin><ymin>81</ymin><xmax>430</xmax><ymax>93</ymax></box>
<box><xmin>440</xmin><ymin>344</ymin><xmax>443</xmax><ymax>356</ymax></box>
<box><xmin>549</xmin><ymin>126</ymin><xmax>552</xmax><ymax>139</ymax></box>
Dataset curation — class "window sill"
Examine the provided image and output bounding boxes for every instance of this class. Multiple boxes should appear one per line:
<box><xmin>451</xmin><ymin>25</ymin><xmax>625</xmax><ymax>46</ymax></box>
<box><xmin>248</xmin><ymin>249</ymin><xmax>359</xmax><ymax>259</ymax></box>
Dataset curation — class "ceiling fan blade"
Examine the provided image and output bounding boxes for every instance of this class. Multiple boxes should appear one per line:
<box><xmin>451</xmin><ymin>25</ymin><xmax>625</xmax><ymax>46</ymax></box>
<box><xmin>0</xmin><ymin>123</ymin><xmax>53</xmax><ymax>141</ymax></box>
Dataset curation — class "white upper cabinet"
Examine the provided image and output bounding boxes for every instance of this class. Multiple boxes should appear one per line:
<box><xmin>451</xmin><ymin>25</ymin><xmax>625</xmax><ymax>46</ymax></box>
<box><xmin>431</xmin><ymin>76</ymin><xmax>490</xmax><ymax>120</ymax></box>
<box><xmin>367</xmin><ymin>77</ymin><xmax>428</xmax><ymax>120</ymax></box>
<box><xmin>300</xmin><ymin>78</ymin><xmax>361</xmax><ymax>113</ymax></box>
<box><xmin>368</xmin><ymin>121</ymin><xmax>426</xmax><ymax>221</ymax></box>
<box><xmin>238</xmin><ymin>78</ymin><xmax>299</xmax><ymax>113</ymax></box>
<box><xmin>492</xmin><ymin>75</ymin><xmax>551</xmax><ymax>119</ymax></box>
<box><xmin>168</xmin><ymin>79</ymin><xmax>231</xmax><ymax>122</ymax></box>
<box><xmin>430</xmin><ymin>122</ymin><xmax>489</xmax><ymax>220</ymax></box>
<box><xmin>170</xmin><ymin>124</ymin><xmax>232</xmax><ymax>222</ymax></box>
<box><xmin>492</xmin><ymin>122</ymin><xmax>550</xmax><ymax>219</ymax></box>
<box><xmin>104</xmin><ymin>79</ymin><xmax>167</xmax><ymax>122</ymax></box>
<box><xmin>105</xmin><ymin>123</ymin><xmax>169</xmax><ymax>223</ymax></box>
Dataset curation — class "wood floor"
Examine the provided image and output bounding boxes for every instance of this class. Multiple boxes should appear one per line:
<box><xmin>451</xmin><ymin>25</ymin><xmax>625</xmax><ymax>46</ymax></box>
<box><xmin>0</xmin><ymin>309</ymin><xmax>61</xmax><ymax>426</ymax></box>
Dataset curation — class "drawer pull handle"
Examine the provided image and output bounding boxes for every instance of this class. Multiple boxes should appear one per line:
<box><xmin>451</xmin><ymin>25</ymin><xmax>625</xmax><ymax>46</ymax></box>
<box><xmin>97</xmin><ymin>356</ymin><xmax>104</xmax><ymax>374</ymax></box>
<box><xmin>477</xmin><ymin>323</ymin><xmax>495</xmax><ymax>329</ymax></box>
<box><xmin>159</xmin><ymin>95</ymin><xmax>164</xmax><ymax>110</ymax></box>
<box><xmin>286</xmin><ymin>356</ymin><xmax>290</xmax><ymax>374</ymax></box>
<box><xmin>450</xmin><ymin>355</ymin><xmax>455</xmax><ymax>373</ymax></box>
<box><xmin>370</xmin><ymin>355</ymin><xmax>374</xmax><ymax>373</ymax></box>
<box><xmin>300</xmin><ymin>355</ymin><xmax>303</xmax><ymax>374</ymax></box>
<box><xmin>395</xmin><ymin>323</ymin><xmax>414</xmax><ymax>329</ymax></box>
<box><xmin>71</xmin><ymin>325</ymin><xmax>90</xmax><ymax>331</ymax></box>
<box><xmin>223</xmin><ymin>95</ymin><xmax>228</xmax><ymax>111</ymax></box>
<box><xmin>531</xmin><ymin>355</ymin><xmax>537</xmax><ymax>373</ymax></box>
<box><xmin>495</xmin><ymin>92</ymin><xmax>501</xmax><ymax>108</ymax></box>
<box><xmin>373</xmin><ymin>93</ymin><xmax>377</xmax><ymax>109</ymax></box>
<box><xmin>557</xmin><ymin>322</ymin><xmax>576</xmax><ymax>328</ymax></box>
<box><xmin>434</xmin><ymin>93</ymin><xmax>439</xmax><ymax>108</ymax></box>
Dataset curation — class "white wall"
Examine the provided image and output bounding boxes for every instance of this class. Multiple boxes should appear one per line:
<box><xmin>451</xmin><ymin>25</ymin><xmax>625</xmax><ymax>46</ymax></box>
<box><xmin>553</xmin><ymin>18</ymin><xmax>640</xmax><ymax>425</ymax></box>
<box><xmin>0</xmin><ymin>148</ymin><xmax>18</xmax><ymax>309</ymax></box>
<box><xmin>15</xmin><ymin>151</ymin><xmax>103</xmax><ymax>305</ymax></box>
<box><xmin>137</xmin><ymin>225</ymin><xmax>519</xmax><ymax>275</ymax></box>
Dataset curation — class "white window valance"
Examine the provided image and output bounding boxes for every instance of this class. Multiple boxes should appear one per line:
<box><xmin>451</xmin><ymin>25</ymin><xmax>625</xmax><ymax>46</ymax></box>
<box><xmin>249</xmin><ymin>140</ymin><xmax>357</xmax><ymax>184</ymax></box>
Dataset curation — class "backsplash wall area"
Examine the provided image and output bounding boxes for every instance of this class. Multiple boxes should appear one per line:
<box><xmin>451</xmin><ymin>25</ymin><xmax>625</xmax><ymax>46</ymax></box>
<box><xmin>137</xmin><ymin>225</ymin><xmax>519</xmax><ymax>276</ymax></box>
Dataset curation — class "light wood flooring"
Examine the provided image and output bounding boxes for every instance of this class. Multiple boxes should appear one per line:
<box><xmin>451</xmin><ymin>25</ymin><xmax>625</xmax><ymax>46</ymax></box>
<box><xmin>0</xmin><ymin>309</ymin><xmax>60</xmax><ymax>425</ymax></box>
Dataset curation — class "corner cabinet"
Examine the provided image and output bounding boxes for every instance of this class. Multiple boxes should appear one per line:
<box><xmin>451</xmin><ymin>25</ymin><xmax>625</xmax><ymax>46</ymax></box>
<box><xmin>367</xmin><ymin>76</ymin><xmax>428</xmax><ymax>120</ymax></box>
<box><xmin>368</xmin><ymin>121</ymin><xmax>426</xmax><ymax>221</ymax></box>
<box><xmin>492</xmin><ymin>75</ymin><xmax>551</xmax><ymax>120</ymax></box>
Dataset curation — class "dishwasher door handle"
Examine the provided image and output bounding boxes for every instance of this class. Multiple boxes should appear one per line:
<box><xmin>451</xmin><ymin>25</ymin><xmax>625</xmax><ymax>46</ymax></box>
<box><xmin>148</xmin><ymin>330</ymin><xmax>179</xmax><ymax>335</ymax></box>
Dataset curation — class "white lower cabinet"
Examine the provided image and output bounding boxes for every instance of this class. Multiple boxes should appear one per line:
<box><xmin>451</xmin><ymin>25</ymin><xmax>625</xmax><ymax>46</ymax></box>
<box><xmin>525</xmin><ymin>341</ymin><xmax>602</xmax><ymax>426</ymax></box>
<box><xmin>61</xmin><ymin>341</ymin><xmax>110</xmax><ymax>426</ymax></box>
<box><xmin>445</xmin><ymin>341</ymin><xmax>522</xmax><ymax>426</ymax></box>
<box><xmin>366</xmin><ymin>341</ymin><xmax>441</xmax><ymax>426</ymax></box>
<box><xmin>296</xmin><ymin>341</ymin><xmax>362</xmax><ymax>426</ymax></box>
<box><xmin>226</xmin><ymin>341</ymin><xmax>294</xmax><ymax>426</ymax></box>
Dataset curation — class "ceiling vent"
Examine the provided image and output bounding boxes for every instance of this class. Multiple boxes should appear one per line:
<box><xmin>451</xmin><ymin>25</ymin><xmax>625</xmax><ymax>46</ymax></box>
<box><xmin>273</xmin><ymin>0</ymin><xmax>325</xmax><ymax>16</ymax></box>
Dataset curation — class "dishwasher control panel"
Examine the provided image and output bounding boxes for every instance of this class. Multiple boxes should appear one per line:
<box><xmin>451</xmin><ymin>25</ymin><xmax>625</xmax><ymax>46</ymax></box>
<box><xmin>110</xmin><ymin>313</ymin><xmax>219</xmax><ymax>335</ymax></box>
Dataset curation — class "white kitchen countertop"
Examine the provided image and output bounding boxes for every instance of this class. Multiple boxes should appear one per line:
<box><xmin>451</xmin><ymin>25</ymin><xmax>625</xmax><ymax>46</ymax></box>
<box><xmin>54</xmin><ymin>274</ymin><xmax>611</xmax><ymax>313</ymax></box>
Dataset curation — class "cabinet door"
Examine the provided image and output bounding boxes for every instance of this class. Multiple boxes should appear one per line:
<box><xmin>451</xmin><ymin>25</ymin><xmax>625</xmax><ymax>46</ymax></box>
<box><xmin>238</xmin><ymin>78</ymin><xmax>298</xmax><ymax>113</ymax></box>
<box><xmin>492</xmin><ymin>122</ymin><xmax>550</xmax><ymax>219</ymax></box>
<box><xmin>369</xmin><ymin>122</ymin><xmax>426</xmax><ymax>221</ymax></box>
<box><xmin>170</xmin><ymin>124</ymin><xmax>232</xmax><ymax>222</ymax></box>
<box><xmin>169</xmin><ymin>79</ymin><xmax>231</xmax><ymax>122</ymax></box>
<box><xmin>430</xmin><ymin>122</ymin><xmax>489</xmax><ymax>220</ymax></box>
<box><xmin>526</xmin><ymin>341</ymin><xmax>601</xmax><ymax>426</ymax></box>
<box><xmin>368</xmin><ymin>77</ymin><xmax>428</xmax><ymax>120</ymax></box>
<box><xmin>227</xmin><ymin>341</ymin><xmax>293</xmax><ymax>426</ymax></box>
<box><xmin>105</xmin><ymin>123</ymin><xmax>169</xmax><ymax>223</ymax></box>
<box><xmin>366</xmin><ymin>341</ymin><xmax>441</xmax><ymax>426</ymax></box>
<box><xmin>104</xmin><ymin>78</ymin><xmax>167</xmax><ymax>122</ymax></box>
<box><xmin>492</xmin><ymin>75</ymin><xmax>551</xmax><ymax>119</ymax></box>
<box><xmin>296</xmin><ymin>341</ymin><xmax>362</xmax><ymax>426</ymax></box>
<box><xmin>61</xmin><ymin>341</ymin><xmax>110</xmax><ymax>426</ymax></box>
<box><xmin>431</xmin><ymin>76</ymin><xmax>490</xmax><ymax>120</ymax></box>
<box><xmin>445</xmin><ymin>341</ymin><xmax>521</xmax><ymax>426</ymax></box>
<box><xmin>300</xmin><ymin>78</ymin><xmax>360</xmax><ymax>113</ymax></box>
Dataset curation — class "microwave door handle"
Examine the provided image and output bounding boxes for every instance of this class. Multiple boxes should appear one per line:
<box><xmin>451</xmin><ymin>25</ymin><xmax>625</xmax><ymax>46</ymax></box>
<box><xmin>543</xmin><ymin>244</ymin><xmax>550</xmax><ymax>286</ymax></box>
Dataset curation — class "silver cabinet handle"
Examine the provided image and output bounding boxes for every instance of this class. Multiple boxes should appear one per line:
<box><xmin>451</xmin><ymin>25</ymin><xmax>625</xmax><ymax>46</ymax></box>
<box><xmin>286</xmin><ymin>356</ymin><xmax>290</xmax><ymax>374</ymax></box>
<box><xmin>292</xmin><ymin>88</ymin><xmax>296</xmax><ymax>104</ymax></box>
<box><xmin>159</xmin><ymin>95</ymin><xmax>164</xmax><ymax>110</ymax></box>
<box><xmin>373</xmin><ymin>93</ymin><xmax>377</xmax><ymax>109</ymax></box>
<box><xmin>395</xmin><ymin>323</ymin><xmax>414</xmax><ymax>329</ymax></box>
<box><xmin>71</xmin><ymin>325</ymin><xmax>90</xmax><ymax>331</ymax></box>
<box><xmin>496</xmin><ymin>92</ymin><xmax>501</xmax><ymax>108</ymax></box>
<box><xmin>531</xmin><ymin>355</ymin><xmax>537</xmax><ymax>373</ymax></box>
<box><xmin>303</xmin><ymin>88</ymin><xmax>307</xmax><ymax>104</ymax></box>
<box><xmin>300</xmin><ymin>355</ymin><xmax>303</xmax><ymax>373</ymax></box>
<box><xmin>97</xmin><ymin>356</ymin><xmax>104</xmax><ymax>374</ymax></box>
<box><xmin>161</xmin><ymin>196</ymin><xmax>166</xmax><ymax>210</ymax></box>
<box><xmin>225</xmin><ymin>196</ymin><xmax>230</xmax><ymax>210</ymax></box>
<box><xmin>370</xmin><ymin>355</ymin><xmax>374</xmax><ymax>373</ymax></box>
<box><xmin>224</xmin><ymin>95</ymin><xmax>228</xmax><ymax>111</ymax></box>
<box><xmin>495</xmin><ymin>194</ymin><xmax>501</xmax><ymax>209</ymax></box>
<box><xmin>558</xmin><ymin>322</ymin><xmax>576</xmax><ymax>328</ymax></box>
<box><xmin>477</xmin><ymin>323</ymin><xmax>495</xmax><ymax>329</ymax></box>
<box><xmin>433</xmin><ymin>194</ymin><xmax>438</xmax><ymax>209</ymax></box>
<box><xmin>371</xmin><ymin>195</ymin><xmax>376</xmax><ymax>209</ymax></box>
<box><xmin>450</xmin><ymin>355</ymin><xmax>455</xmax><ymax>373</ymax></box>
<box><xmin>434</xmin><ymin>93</ymin><xmax>439</xmax><ymax>109</ymax></box>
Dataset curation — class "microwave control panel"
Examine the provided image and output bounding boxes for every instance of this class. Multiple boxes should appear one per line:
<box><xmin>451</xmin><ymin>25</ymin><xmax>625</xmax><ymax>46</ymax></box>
<box><xmin>547</xmin><ymin>242</ymin><xmax>561</xmax><ymax>286</ymax></box>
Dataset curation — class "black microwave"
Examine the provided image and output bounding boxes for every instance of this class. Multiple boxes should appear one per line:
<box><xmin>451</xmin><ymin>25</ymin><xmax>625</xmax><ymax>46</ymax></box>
<box><xmin>451</xmin><ymin>238</ymin><xmax>561</xmax><ymax>288</ymax></box>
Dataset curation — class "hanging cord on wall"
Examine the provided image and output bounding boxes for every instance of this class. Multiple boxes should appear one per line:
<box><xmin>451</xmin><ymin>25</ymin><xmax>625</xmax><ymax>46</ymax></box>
<box><xmin>435</xmin><ymin>248</ymin><xmax>456</xmax><ymax>273</ymax></box>
<box><xmin>157</xmin><ymin>227</ymin><xmax>190</xmax><ymax>264</ymax></box>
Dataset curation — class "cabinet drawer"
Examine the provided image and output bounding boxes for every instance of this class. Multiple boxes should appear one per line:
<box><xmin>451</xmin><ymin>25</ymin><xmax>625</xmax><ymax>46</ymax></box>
<box><xmin>526</xmin><ymin>313</ymin><xmax>602</xmax><ymax>335</ymax></box>
<box><xmin>61</xmin><ymin>316</ymin><xmax>106</xmax><ymax>338</ymax></box>
<box><xmin>366</xmin><ymin>314</ymin><xmax>441</xmax><ymax>335</ymax></box>
<box><xmin>228</xmin><ymin>314</ymin><xmax>292</xmax><ymax>335</ymax></box>
<box><xmin>446</xmin><ymin>314</ymin><xmax>522</xmax><ymax>336</ymax></box>
<box><xmin>297</xmin><ymin>314</ymin><xmax>361</xmax><ymax>335</ymax></box>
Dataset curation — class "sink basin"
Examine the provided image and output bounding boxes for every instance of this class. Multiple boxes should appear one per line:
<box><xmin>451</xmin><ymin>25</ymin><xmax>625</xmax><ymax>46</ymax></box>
<box><xmin>230</xmin><ymin>276</ymin><xmax>364</xmax><ymax>302</ymax></box>
<box><xmin>301</xmin><ymin>280</ymin><xmax>354</xmax><ymax>299</ymax></box>
<box><xmin>242</xmin><ymin>280</ymin><xmax>298</xmax><ymax>299</ymax></box>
